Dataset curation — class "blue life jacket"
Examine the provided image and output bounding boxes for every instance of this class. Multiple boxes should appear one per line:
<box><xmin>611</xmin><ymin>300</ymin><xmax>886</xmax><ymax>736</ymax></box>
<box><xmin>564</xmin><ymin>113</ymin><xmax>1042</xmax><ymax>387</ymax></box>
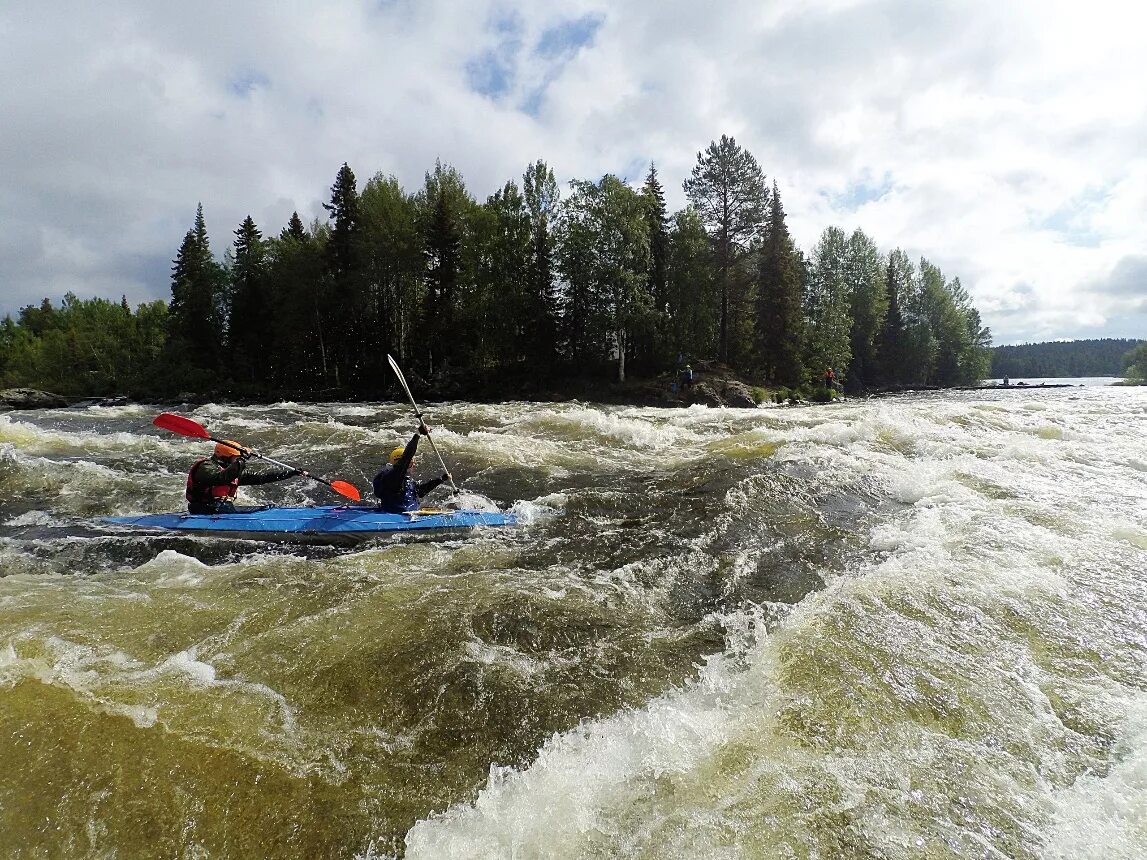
<box><xmin>372</xmin><ymin>464</ymin><xmax>420</xmax><ymax>513</ymax></box>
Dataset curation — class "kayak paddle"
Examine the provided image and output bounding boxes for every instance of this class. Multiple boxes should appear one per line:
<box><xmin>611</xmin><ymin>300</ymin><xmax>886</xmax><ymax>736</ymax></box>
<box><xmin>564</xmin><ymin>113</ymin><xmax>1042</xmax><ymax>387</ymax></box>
<box><xmin>153</xmin><ymin>412</ymin><xmax>362</xmax><ymax>502</ymax></box>
<box><xmin>387</xmin><ymin>354</ymin><xmax>459</xmax><ymax>495</ymax></box>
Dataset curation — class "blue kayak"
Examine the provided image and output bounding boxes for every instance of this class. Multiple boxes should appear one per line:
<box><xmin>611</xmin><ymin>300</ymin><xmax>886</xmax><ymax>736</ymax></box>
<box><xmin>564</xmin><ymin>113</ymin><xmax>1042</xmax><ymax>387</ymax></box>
<box><xmin>103</xmin><ymin>505</ymin><xmax>518</xmax><ymax>545</ymax></box>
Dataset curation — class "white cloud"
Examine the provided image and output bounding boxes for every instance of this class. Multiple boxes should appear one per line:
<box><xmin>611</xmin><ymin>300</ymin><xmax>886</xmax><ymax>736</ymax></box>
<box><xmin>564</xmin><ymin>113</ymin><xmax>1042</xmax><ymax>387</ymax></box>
<box><xmin>1</xmin><ymin>0</ymin><xmax>1145</xmax><ymax>345</ymax></box>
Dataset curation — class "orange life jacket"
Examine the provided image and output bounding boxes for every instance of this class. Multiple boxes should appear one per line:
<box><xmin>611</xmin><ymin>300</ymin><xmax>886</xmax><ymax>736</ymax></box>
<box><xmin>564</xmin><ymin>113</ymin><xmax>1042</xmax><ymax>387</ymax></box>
<box><xmin>186</xmin><ymin>457</ymin><xmax>239</xmax><ymax>504</ymax></box>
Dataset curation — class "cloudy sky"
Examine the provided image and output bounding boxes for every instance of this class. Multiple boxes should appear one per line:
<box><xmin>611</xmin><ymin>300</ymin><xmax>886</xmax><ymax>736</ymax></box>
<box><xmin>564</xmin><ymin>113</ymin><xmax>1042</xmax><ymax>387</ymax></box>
<box><xmin>2</xmin><ymin>0</ymin><xmax>1144</xmax><ymax>345</ymax></box>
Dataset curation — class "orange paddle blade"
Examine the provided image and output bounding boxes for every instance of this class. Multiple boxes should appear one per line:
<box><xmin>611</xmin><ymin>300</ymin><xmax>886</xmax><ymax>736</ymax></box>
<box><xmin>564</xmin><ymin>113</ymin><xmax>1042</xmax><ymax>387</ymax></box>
<box><xmin>153</xmin><ymin>412</ymin><xmax>210</xmax><ymax>439</ymax></box>
<box><xmin>330</xmin><ymin>480</ymin><xmax>362</xmax><ymax>502</ymax></box>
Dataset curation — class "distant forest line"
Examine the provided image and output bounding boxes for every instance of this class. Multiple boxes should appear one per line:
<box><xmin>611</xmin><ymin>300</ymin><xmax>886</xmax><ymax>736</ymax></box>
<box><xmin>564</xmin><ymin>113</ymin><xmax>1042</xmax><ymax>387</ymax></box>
<box><xmin>991</xmin><ymin>338</ymin><xmax>1146</xmax><ymax>379</ymax></box>
<box><xmin>1</xmin><ymin>135</ymin><xmax>993</xmax><ymax>401</ymax></box>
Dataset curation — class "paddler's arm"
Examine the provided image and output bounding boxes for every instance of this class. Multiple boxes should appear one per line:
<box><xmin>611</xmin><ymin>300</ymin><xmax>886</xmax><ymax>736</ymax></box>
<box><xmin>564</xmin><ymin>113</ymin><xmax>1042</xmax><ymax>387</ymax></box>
<box><xmin>238</xmin><ymin>465</ymin><xmax>302</xmax><ymax>486</ymax></box>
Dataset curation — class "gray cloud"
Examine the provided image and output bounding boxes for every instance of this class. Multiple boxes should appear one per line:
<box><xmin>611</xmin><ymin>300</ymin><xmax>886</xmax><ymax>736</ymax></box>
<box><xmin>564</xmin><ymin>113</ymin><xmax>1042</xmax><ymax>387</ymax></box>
<box><xmin>2</xmin><ymin>0</ymin><xmax>1146</xmax><ymax>349</ymax></box>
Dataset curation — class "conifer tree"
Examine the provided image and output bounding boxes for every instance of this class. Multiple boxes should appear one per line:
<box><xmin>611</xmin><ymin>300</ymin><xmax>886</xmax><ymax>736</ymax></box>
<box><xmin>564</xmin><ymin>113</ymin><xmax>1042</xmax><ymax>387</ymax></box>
<box><xmin>755</xmin><ymin>180</ymin><xmax>805</xmax><ymax>386</ymax></box>
<box><xmin>167</xmin><ymin>203</ymin><xmax>226</xmax><ymax>371</ymax></box>
<box><xmin>682</xmin><ymin>135</ymin><xmax>768</xmax><ymax>366</ymax></box>
<box><xmin>875</xmin><ymin>249</ymin><xmax>909</xmax><ymax>386</ymax></box>
<box><xmin>323</xmin><ymin>163</ymin><xmax>366</xmax><ymax>387</ymax></box>
<box><xmin>418</xmin><ymin>160</ymin><xmax>475</xmax><ymax>375</ymax></box>
<box><xmin>227</xmin><ymin>215</ymin><xmax>270</xmax><ymax>386</ymax></box>
<box><xmin>641</xmin><ymin>163</ymin><xmax>670</xmax><ymax>367</ymax></box>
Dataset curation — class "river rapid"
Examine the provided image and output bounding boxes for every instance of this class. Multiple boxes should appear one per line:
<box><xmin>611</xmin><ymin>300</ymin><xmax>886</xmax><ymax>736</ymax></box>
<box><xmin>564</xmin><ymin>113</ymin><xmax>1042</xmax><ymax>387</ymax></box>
<box><xmin>1</xmin><ymin>388</ymin><xmax>1145</xmax><ymax>859</ymax></box>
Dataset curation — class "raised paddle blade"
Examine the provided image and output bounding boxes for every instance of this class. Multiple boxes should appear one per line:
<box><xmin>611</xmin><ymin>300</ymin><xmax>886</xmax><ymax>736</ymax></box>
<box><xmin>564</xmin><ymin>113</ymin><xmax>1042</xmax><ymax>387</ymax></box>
<box><xmin>330</xmin><ymin>480</ymin><xmax>362</xmax><ymax>502</ymax></box>
<box><xmin>153</xmin><ymin>412</ymin><xmax>210</xmax><ymax>439</ymax></box>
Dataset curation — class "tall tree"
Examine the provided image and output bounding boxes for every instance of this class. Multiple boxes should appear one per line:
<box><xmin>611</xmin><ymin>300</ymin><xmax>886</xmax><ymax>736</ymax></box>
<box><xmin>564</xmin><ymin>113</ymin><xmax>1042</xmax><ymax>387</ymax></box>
<box><xmin>322</xmin><ymin>163</ymin><xmax>366</xmax><ymax>388</ymax></box>
<box><xmin>754</xmin><ymin>180</ymin><xmax>805</xmax><ymax>386</ymax></box>
<box><xmin>474</xmin><ymin>180</ymin><xmax>531</xmax><ymax>367</ymax></box>
<box><xmin>267</xmin><ymin>218</ymin><xmax>328</xmax><ymax>390</ymax></box>
<box><xmin>556</xmin><ymin>175</ymin><xmax>652</xmax><ymax>379</ymax></box>
<box><xmin>803</xmin><ymin>226</ymin><xmax>853</xmax><ymax>383</ymax></box>
<box><xmin>665</xmin><ymin>207</ymin><xmax>718</xmax><ymax>363</ymax></box>
<box><xmin>417</xmin><ymin>160</ymin><xmax>476</xmax><ymax>376</ymax></box>
<box><xmin>167</xmin><ymin>203</ymin><xmax>226</xmax><ymax>372</ymax></box>
<box><xmin>227</xmin><ymin>215</ymin><xmax>270</xmax><ymax>386</ymax></box>
<box><xmin>359</xmin><ymin>174</ymin><xmax>423</xmax><ymax>372</ymax></box>
<box><xmin>522</xmin><ymin>159</ymin><xmax>560</xmax><ymax>365</ymax></box>
<box><xmin>874</xmin><ymin>249</ymin><xmax>910</xmax><ymax>387</ymax></box>
<box><xmin>641</xmin><ymin>163</ymin><xmax>670</xmax><ymax>367</ymax></box>
<box><xmin>843</xmin><ymin>229</ymin><xmax>887</xmax><ymax>391</ymax></box>
<box><xmin>682</xmin><ymin>135</ymin><xmax>768</xmax><ymax>366</ymax></box>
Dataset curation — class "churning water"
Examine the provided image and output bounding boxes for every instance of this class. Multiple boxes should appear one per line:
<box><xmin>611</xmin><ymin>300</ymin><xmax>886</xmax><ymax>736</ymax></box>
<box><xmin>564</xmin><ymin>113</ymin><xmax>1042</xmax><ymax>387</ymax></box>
<box><xmin>1</xmin><ymin>388</ymin><xmax>1145</xmax><ymax>858</ymax></box>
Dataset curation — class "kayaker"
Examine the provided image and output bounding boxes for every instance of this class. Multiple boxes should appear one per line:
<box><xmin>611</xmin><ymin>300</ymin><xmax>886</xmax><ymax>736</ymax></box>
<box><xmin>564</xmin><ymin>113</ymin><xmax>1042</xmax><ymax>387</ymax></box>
<box><xmin>186</xmin><ymin>440</ymin><xmax>306</xmax><ymax>514</ymax></box>
<box><xmin>373</xmin><ymin>421</ymin><xmax>452</xmax><ymax>513</ymax></box>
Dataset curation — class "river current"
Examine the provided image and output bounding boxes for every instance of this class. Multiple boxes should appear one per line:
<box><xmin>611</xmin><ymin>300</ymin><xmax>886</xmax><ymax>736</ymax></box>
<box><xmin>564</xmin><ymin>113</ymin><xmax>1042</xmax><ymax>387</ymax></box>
<box><xmin>1</xmin><ymin>387</ymin><xmax>1144</xmax><ymax>858</ymax></box>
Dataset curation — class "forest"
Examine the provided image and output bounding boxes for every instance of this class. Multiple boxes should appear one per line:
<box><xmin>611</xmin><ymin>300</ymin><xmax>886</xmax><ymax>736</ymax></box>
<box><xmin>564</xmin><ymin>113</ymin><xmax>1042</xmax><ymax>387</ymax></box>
<box><xmin>0</xmin><ymin>136</ymin><xmax>992</xmax><ymax>401</ymax></box>
<box><xmin>990</xmin><ymin>338</ymin><xmax>1146</xmax><ymax>379</ymax></box>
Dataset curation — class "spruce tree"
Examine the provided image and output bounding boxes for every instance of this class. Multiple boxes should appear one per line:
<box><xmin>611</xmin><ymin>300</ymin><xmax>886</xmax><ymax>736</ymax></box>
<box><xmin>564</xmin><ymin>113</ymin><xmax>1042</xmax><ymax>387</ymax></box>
<box><xmin>227</xmin><ymin>215</ymin><xmax>270</xmax><ymax>386</ymax></box>
<box><xmin>641</xmin><ymin>163</ymin><xmax>670</xmax><ymax>367</ymax></box>
<box><xmin>167</xmin><ymin>203</ymin><xmax>226</xmax><ymax>371</ymax></box>
<box><xmin>755</xmin><ymin>180</ymin><xmax>804</xmax><ymax>386</ymax></box>
<box><xmin>322</xmin><ymin>163</ymin><xmax>367</xmax><ymax>388</ymax></box>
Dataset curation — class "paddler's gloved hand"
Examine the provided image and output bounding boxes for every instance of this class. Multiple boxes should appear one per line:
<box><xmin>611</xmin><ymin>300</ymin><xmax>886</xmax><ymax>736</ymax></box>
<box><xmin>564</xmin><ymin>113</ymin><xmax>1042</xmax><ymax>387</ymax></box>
<box><xmin>441</xmin><ymin>472</ymin><xmax>451</xmax><ymax>483</ymax></box>
<box><xmin>418</xmin><ymin>421</ymin><xmax>431</xmax><ymax>435</ymax></box>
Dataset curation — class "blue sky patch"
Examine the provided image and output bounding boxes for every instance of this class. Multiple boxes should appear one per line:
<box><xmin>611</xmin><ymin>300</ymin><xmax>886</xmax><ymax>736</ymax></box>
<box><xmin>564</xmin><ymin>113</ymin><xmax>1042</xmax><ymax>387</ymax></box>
<box><xmin>830</xmin><ymin>173</ymin><xmax>893</xmax><ymax>209</ymax></box>
<box><xmin>535</xmin><ymin>14</ymin><xmax>603</xmax><ymax>59</ymax></box>
<box><xmin>466</xmin><ymin>11</ymin><xmax>523</xmax><ymax>101</ymax></box>
<box><xmin>229</xmin><ymin>70</ymin><xmax>270</xmax><ymax>98</ymax></box>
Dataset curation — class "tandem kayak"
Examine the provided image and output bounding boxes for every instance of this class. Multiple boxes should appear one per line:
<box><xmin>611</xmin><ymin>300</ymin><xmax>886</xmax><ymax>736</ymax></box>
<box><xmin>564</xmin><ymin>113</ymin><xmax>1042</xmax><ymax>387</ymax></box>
<box><xmin>102</xmin><ymin>505</ymin><xmax>518</xmax><ymax>545</ymax></box>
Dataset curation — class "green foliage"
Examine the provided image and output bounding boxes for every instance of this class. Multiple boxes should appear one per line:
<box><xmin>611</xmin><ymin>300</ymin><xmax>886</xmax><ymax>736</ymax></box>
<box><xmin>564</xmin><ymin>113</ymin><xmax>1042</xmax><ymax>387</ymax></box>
<box><xmin>992</xmin><ymin>338</ymin><xmax>1144</xmax><ymax>378</ymax></box>
<box><xmin>167</xmin><ymin>203</ymin><xmax>227</xmax><ymax>371</ymax></box>
<box><xmin>1122</xmin><ymin>342</ymin><xmax>1147</xmax><ymax>381</ymax></box>
<box><xmin>3</xmin><ymin>147</ymin><xmax>998</xmax><ymax>400</ymax></box>
<box><xmin>803</xmin><ymin>227</ymin><xmax>852</xmax><ymax>386</ymax></box>
<box><xmin>556</xmin><ymin>175</ymin><xmax>652</xmax><ymax>381</ymax></box>
<box><xmin>683</xmin><ymin>134</ymin><xmax>768</xmax><ymax>366</ymax></box>
<box><xmin>0</xmin><ymin>294</ymin><xmax>167</xmax><ymax>396</ymax></box>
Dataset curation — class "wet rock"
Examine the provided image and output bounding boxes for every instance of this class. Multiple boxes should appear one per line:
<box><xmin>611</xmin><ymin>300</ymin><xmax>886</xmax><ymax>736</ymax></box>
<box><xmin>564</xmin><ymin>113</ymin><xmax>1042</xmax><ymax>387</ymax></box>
<box><xmin>721</xmin><ymin>380</ymin><xmax>759</xmax><ymax>408</ymax></box>
<box><xmin>0</xmin><ymin>388</ymin><xmax>70</xmax><ymax>410</ymax></box>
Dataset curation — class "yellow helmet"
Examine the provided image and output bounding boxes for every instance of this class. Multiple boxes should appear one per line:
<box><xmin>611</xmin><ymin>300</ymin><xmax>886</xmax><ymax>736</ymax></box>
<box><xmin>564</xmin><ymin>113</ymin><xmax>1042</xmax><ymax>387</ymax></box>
<box><xmin>389</xmin><ymin>446</ymin><xmax>405</xmax><ymax>464</ymax></box>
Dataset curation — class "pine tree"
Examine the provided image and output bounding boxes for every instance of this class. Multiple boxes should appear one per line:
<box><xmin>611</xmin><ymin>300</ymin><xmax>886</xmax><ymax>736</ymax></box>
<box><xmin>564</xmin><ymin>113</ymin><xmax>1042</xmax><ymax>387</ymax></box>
<box><xmin>682</xmin><ymin>135</ymin><xmax>768</xmax><ymax>366</ymax></box>
<box><xmin>755</xmin><ymin>180</ymin><xmax>804</xmax><ymax>386</ymax></box>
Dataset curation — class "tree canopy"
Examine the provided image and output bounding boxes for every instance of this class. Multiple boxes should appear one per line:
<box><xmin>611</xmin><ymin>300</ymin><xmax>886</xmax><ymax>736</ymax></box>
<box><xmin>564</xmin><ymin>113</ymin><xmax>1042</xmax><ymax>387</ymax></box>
<box><xmin>2</xmin><ymin>139</ymin><xmax>997</xmax><ymax>400</ymax></box>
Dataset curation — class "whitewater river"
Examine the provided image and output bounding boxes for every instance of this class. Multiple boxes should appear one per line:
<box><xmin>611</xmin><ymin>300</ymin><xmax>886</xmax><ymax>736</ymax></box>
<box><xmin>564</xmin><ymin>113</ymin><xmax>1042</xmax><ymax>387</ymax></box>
<box><xmin>1</xmin><ymin>387</ymin><xmax>1145</xmax><ymax>859</ymax></box>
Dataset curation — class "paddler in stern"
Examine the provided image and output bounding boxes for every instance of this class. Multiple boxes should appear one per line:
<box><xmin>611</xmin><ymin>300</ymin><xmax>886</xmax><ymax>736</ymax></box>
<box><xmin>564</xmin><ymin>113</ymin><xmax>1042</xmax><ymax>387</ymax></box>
<box><xmin>186</xmin><ymin>440</ymin><xmax>306</xmax><ymax>514</ymax></box>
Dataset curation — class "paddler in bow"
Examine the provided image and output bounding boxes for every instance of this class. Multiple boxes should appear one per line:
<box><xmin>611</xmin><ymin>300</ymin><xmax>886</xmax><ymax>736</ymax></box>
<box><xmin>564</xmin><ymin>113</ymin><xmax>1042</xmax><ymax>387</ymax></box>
<box><xmin>373</xmin><ymin>420</ymin><xmax>452</xmax><ymax>513</ymax></box>
<box><xmin>186</xmin><ymin>440</ymin><xmax>307</xmax><ymax>514</ymax></box>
